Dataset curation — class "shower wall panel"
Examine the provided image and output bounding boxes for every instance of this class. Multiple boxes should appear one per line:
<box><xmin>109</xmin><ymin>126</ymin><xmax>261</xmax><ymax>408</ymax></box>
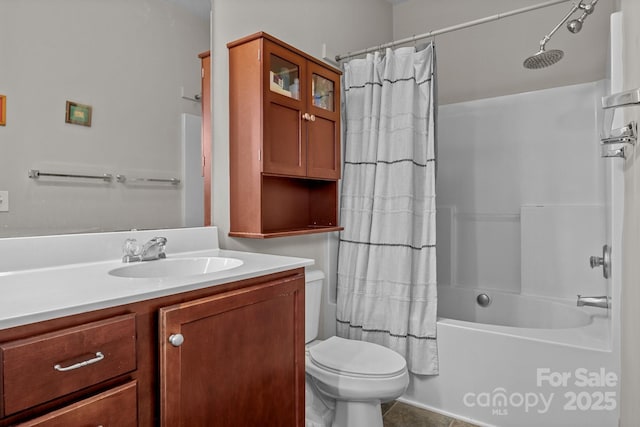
<box><xmin>436</xmin><ymin>81</ymin><xmax>606</xmax><ymax>295</ymax></box>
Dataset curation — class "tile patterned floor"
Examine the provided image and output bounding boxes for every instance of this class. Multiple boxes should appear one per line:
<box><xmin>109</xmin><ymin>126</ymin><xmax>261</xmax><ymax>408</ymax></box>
<box><xmin>382</xmin><ymin>401</ymin><xmax>479</xmax><ymax>427</ymax></box>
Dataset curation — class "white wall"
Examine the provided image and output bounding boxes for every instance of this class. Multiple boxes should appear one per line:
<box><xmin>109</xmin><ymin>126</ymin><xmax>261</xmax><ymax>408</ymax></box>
<box><xmin>619</xmin><ymin>0</ymin><xmax>640</xmax><ymax>424</ymax></box>
<box><xmin>0</xmin><ymin>0</ymin><xmax>209</xmax><ymax>237</ymax></box>
<box><xmin>392</xmin><ymin>0</ymin><xmax>615</xmax><ymax>105</ymax></box>
<box><xmin>210</xmin><ymin>0</ymin><xmax>393</xmax><ymax>338</ymax></box>
<box><xmin>436</xmin><ymin>81</ymin><xmax>607</xmax><ymax>299</ymax></box>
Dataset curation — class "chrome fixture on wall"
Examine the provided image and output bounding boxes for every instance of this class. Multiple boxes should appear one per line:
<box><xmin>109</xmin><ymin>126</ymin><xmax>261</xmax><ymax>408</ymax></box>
<box><xmin>566</xmin><ymin>0</ymin><xmax>597</xmax><ymax>33</ymax></box>
<box><xmin>576</xmin><ymin>295</ymin><xmax>610</xmax><ymax>309</ymax></box>
<box><xmin>476</xmin><ymin>293</ymin><xmax>492</xmax><ymax>307</ymax></box>
<box><xmin>523</xmin><ymin>0</ymin><xmax>599</xmax><ymax>69</ymax></box>
<box><xmin>599</xmin><ymin>88</ymin><xmax>640</xmax><ymax>159</ymax></box>
<box><xmin>600</xmin><ymin>123</ymin><xmax>636</xmax><ymax>159</ymax></box>
<box><xmin>589</xmin><ymin>244</ymin><xmax>611</xmax><ymax>279</ymax></box>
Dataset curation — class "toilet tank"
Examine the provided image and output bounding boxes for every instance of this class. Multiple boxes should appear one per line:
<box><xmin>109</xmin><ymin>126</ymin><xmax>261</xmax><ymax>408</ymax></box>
<box><xmin>305</xmin><ymin>269</ymin><xmax>324</xmax><ymax>343</ymax></box>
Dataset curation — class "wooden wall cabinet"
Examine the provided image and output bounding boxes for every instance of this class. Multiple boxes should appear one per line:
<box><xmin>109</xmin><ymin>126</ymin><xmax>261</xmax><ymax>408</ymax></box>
<box><xmin>0</xmin><ymin>269</ymin><xmax>305</xmax><ymax>427</ymax></box>
<box><xmin>228</xmin><ymin>32</ymin><xmax>343</xmax><ymax>238</ymax></box>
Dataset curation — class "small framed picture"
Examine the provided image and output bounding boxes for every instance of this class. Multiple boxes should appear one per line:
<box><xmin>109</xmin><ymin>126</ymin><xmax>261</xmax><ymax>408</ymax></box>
<box><xmin>65</xmin><ymin>100</ymin><xmax>92</xmax><ymax>127</ymax></box>
<box><xmin>0</xmin><ymin>95</ymin><xmax>6</xmax><ymax>126</ymax></box>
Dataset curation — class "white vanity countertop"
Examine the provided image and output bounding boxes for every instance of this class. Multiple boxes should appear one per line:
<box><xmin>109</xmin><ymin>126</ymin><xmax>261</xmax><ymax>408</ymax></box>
<box><xmin>0</xmin><ymin>227</ymin><xmax>314</xmax><ymax>330</ymax></box>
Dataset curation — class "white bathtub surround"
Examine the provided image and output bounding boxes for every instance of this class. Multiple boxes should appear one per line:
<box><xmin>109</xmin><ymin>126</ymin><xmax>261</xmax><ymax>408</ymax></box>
<box><xmin>521</xmin><ymin>205</ymin><xmax>607</xmax><ymax>299</ymax></box>
<box><xmin>437</xmin><ymin>286</ymin><xmax>610</xmax><ymax>349</ymax></box>
<box><xmin>406</xmin><ymin>285</ymin><xmax>617</xmax><ymax>426</ymax></box>
<box><xmin>401</xmin><ymin>286</ymin><xmax>616</xmax><ymax>427</ymax></box>
<box><xmin>337</xmin><ymin>44</ymin><xmax>438</xmax><ymax>375</ymax></box>
<box><xmin>424</xmin><ymin>77</ymin><xmax>620</xmax><ymax>425</ymax></box>
<box><xmin>404</xmin><ymin>312</ymin><xmax>617</xmax><ymax>427</ymax></box>
<box><xmin>436</xmin><ymin>81</ymin><xmax>607</xmax><ymax>296</ymax></box>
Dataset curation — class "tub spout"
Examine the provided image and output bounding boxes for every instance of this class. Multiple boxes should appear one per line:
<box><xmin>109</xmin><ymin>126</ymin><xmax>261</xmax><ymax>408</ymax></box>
<box><xmin>576</xmin><ymin>295</ymin><xmax>610</xmax><ymax>309</ymax></box>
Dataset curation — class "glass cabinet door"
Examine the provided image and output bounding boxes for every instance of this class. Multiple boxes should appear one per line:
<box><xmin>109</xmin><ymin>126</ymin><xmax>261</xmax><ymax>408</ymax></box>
<box><xmin>263</xmin><ymin>41</ymin><xmax>307</xmax><ymax>177</ymax></box>
<box><xmin>311</xmin><ymin>73</ymin><xmax>334</xmax><ymax>111</ymax></box>
<box><xmin>306</xmin><ymin>62</ymin><xmax>341</xmax><ymax>180</ymax></box>
<box><xmin>269</xmin><ymin>54</ymin><xmax>300</xmax><ymax>100</ymax></box>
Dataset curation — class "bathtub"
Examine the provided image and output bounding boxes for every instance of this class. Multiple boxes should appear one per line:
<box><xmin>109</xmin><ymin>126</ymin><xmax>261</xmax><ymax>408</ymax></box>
<box><xmin>401</xmin><ymin>286</ymin><xmax>618</xmax><ymax>427</ymax></box>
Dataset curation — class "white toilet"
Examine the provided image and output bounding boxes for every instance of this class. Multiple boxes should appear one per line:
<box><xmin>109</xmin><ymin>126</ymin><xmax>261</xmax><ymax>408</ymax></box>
<box><xmin>305</xmin><ymin>270</ymin><xmax>409</xmax><ymax>427</ymax></box>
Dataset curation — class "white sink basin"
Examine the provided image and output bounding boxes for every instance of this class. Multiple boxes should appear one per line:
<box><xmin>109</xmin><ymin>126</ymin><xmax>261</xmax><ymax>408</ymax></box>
<box><xmin>108</xmin><ymin>257</ymin><xmax>243</xmax><ymax>279</ymax></box>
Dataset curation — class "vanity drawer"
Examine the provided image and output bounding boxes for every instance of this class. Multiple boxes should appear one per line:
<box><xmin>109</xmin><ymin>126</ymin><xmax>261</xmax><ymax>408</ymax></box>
<box><xmin>0</xmin><ymin>314</ymin><xmax>137</xmax><ymax>416</ymax></box>
<box><xmin>16</xmin><ymin>380</ymin><xmax>137</xmax><ymax>427</ymax></box>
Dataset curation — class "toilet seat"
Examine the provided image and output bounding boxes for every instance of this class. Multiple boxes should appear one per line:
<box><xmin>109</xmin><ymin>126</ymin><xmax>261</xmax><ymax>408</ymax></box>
<box><xmin>308</xmin><ymin>336</ymin><xmax>406</xmax><ymax>378</ymax></box>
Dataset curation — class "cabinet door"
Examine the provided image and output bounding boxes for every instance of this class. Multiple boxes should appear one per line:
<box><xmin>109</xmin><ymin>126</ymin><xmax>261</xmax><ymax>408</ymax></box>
<box><xmin>306</xmin><ymin>62</ymin><xmax>341</xmax><ymax>180</ymax></box>
<box><xmin>307</xmin><ymin>62</ymin><xmax>340</xmax><ymax>179</ymax></box>
<box><xmin>159</xmin><ymin>275</ymin><xmax>305</xmax><ymax>427</ymax></box>
<box><xmin>263</xmin><ymin>41</ymin><xmax>307</xmax><ymax>177</ymax></box>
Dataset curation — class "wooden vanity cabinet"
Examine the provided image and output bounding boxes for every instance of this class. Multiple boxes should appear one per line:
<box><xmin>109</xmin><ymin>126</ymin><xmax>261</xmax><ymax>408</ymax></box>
<box><xmin>159</xmin><ymin>272</ymin><xmax>305</xmax><ymax>426</ymax></box>
<box><xmin>228</xmin><ymin>32</ymin><xmax>343</xmax><ymax>238</ymax></box>
<box><xmin>0</xmin><ymin>268</ymin><xmax>304</xmax><ymax>427</ymax></box>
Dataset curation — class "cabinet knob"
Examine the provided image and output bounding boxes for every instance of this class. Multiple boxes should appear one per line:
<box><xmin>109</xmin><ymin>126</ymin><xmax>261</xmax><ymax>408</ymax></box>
<box><xmin>302</xmin><ymin>113</ymin><xmax>310</xmax><ymax>121</ymax></box>
<box><xmin>309</xmin><ymin>114</ymin><xmax>316</xmax><ymax>122</ymax></box>
<box><xmin>168</xmin><ymin>333</ymin><xmax>184</xmax><ymax>347</ymax></box>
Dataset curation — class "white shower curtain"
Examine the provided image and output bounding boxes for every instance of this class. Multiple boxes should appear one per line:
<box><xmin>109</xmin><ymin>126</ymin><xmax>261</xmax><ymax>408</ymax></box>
<box><xmin>337</xmin><ymin>44</ymin><xmax>438</xmax><ymax>375</ymax></box>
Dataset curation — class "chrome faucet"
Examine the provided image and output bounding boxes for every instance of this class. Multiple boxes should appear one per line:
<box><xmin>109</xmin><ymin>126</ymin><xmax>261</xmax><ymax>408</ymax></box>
<box><xmin>576</xmin><ymin>295</ymin><xmax>610</xmax><ymax>309</ymax></box>
<box><xmin>122</xmin><ymin>237</ymin><xmax>167</xmax><ymax>263</ymax></box>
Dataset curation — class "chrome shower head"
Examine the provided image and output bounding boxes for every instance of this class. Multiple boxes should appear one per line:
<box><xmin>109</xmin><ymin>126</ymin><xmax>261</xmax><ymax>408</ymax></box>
<box><xmin>523</xmin><ymin>0</ymin><xmax>598</xmax><ymax>70</ymax></box>
<box><xmin>567</xmin><ymin>0</ymin><xmax>597</xmax><ymax>33</ymax></box>
<box><xmin>567</xmin><ymin>18</ymin><xmax>583</xmax><ymax>33</ymax></box>
<box><xmin>523</xmin><ymin>48</ymin><xmax>564</xmax><ymax>69</ymax></box>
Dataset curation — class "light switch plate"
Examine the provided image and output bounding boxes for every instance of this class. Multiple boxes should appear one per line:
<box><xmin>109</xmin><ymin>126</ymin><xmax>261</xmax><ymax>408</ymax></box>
<box><xmin>0</xmin><ymin>191</ymin><xmax>8</xmax><ymax>212</ymax></box>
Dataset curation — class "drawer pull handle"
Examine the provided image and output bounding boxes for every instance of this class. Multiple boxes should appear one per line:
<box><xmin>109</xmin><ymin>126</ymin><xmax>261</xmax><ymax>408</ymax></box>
<box><xmin>53</xmin><ymin>352</ymin><xmax>105</xmax><ymax>372</ymax></box>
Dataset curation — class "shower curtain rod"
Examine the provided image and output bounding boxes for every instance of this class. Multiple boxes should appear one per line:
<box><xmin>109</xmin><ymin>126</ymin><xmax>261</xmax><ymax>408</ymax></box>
<box><xmin>335</xmin><ymin>0</ymin><xmax>572</xmax><ymax>62</ymax></box>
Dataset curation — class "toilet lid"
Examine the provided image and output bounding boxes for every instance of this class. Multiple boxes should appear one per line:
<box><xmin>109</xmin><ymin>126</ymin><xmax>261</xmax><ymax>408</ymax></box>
<box><xmin>308</xmin><ymin>336</ymin><xmax>407</xmax><ymax>377</ymax></box>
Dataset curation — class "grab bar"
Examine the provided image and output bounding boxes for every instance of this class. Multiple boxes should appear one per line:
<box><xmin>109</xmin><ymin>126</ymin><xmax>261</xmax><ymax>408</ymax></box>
<box><xmin>116</xmin><ymin>175</ymin><xmax>180</xmax><ymax>185</ymax></box>
<box><xmin>28</xmin><ymin>169</ymin><xmax>180</xmax><ymax>185</ymax></box>
<box><xmin>599</xmin><ymin>92</ymin><xmax>638</xmax><ymax>159</ymax></box>
<box><xmin>28</xmin><ymin>169</ymin><xmax>113</xmax><ymax>182</ymax></box>
<box><xmin>601</xmin><ymin>135</ymin><xmax>636</xmax><ymax>145</ymax></box>
<box><xmin>601</xmin><ymin>121</ymin><xmax>636</xmax><ymax>144</ymax></box>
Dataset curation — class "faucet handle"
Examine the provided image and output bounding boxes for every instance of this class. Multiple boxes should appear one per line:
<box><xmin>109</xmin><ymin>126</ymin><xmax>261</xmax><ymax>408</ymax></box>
<box><xmin>154</xmin><ymin>237</ymin><xmax>167</xmax><ymax>258</ymax></box>
<box><xmin>123</xmin><ymin>238</ymin><xmax>141</xmax><ymax>256</ymax></box>
<box><xmin>152</xmin><ymin>236</ymin><xmax>167</xmax><ymax>246</ymax></box>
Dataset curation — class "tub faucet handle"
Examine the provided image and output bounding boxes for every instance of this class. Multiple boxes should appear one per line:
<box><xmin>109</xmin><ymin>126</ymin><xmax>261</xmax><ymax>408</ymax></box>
<box><xmin>589</xmin><ymin>244</ymin><xmax>611</xmax><ymax>279</ymax></box>
<box><xmin>589</xmin><ymin>255</ymin><xmax>603</xmax><ymax>268</ymax></box>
